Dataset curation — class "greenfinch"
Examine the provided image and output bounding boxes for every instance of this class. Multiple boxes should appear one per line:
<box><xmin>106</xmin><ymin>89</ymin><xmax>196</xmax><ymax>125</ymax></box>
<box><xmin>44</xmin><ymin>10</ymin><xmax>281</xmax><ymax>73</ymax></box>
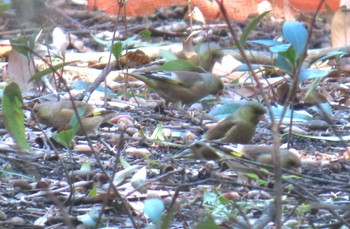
<box><xmin>32</xmin><ymin>101</ymin><xmax>117</xmax><ymax>135</ymax></box>
<box><xmin>204</xmin><ymin>102</ymin><xmax>267</xmax><ymax>144</ymax></box>
<box><xmin>126</xmin><ymin>71</ymin><xmax>223</xmax><ymax>108</ymax></box>
<box><xmin>174</xmin><ymin>142</ymin><xmax>302</xmax><ymax>182</ymax></box>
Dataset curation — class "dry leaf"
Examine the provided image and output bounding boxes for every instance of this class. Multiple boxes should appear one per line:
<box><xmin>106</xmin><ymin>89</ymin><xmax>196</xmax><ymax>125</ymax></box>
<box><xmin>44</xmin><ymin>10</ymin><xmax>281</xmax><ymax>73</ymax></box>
<box><xmin>119</xmin><ymin>49</ymin><xmax>150</xmax><ymax>67</ymax></box>
<box><xmin>182</xmin><ymin>32</ymin><xmax>200</xmax><ymax>61</ymax></box>
<box><xmin>331</xmin><ymin>6</ymin><xmax>350</xmax><ymax>47</ymax></box>
<box><xmin>7</xmin><ymin>50</ymin><xmax>35</xmax><ymax>92</ymax></box>
<box><xmin>189</xmin><ymin>6</ymin><xmax>206</xmax><ymax>24</ymax></box>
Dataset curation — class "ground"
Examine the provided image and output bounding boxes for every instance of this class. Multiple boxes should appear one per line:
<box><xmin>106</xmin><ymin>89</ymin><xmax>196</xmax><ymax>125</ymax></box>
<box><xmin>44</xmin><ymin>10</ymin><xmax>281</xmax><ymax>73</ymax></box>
<box><xmin>0</xmin><ymin>1</ymin><xmax>350</xmax><ymax>228</ymax></box>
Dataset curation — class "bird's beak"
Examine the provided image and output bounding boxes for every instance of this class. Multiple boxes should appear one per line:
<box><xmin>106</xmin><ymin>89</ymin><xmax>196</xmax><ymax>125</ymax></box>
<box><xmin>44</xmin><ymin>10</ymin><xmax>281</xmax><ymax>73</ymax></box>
<box><xmin>215</xmin><ymin>89</ymin><xmax>225</xmax><ymax>101</ymax></box>
<box><xmin>259</xmin><ymin>114</ymin><xmax>269</xmax><ymax>123</ymax></box>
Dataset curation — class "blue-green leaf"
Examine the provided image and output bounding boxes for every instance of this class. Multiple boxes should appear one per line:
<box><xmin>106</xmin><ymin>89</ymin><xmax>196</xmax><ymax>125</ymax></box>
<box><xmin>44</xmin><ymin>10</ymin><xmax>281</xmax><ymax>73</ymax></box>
<box><xmin>311</xmin><ymin>50</ymin><xmax>348</xmax><ymax>65</ymax></box>
<box><xmin>283</xmin><ymin>21</ymin><xmax>307</xmax><ymax>59</ymax></box>
<box><xmin>248</xmin><ymin>39</ymin><xmax>283</xmax><ymax>46</ymax></box>
<box><xmin>299</xmin><ymin>67</ymin><xmax>333</xmax><ymax>81</ymax></box>
<box><xmin>235</xmin><ymin>64</ymin><xmax>263</xmax><ymax>71</ymax></box>
<box><xmin>208</xmin><ymin>102</ymin><xmax>245</xmax><ymax>120</ymax></box>
<box><xmin>309</xmin><ymin>103</ymin><xmax>333</xmax><ymax>116</ymax></box>
<box><xmin>159</xmin><ymin>49</ymin><xmax>178</xmax><ymax>61</ymax></box>
<box><xmin>274</xmin><ymin>55</ymin><xmax>293</xmax><ymax>73</ymax></box>
<box><xmin>144</xmin><ymin>198</ymin><xmax>164</xmax><ymax>225</ymax></box>
<box><xmin>270</xmin><ymin>44</ymin><xmax>291</xmax><ymax>53</ymax></box>
<box><xmin>269</xmin><ymin>104</ymin><xmax>313</xmax><ymax>123</ymax></box>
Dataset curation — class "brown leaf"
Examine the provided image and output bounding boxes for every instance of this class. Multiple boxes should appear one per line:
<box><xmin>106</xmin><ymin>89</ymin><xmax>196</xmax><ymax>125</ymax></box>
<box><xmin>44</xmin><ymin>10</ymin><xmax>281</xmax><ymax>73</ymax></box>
<box><xmin>331</xmin><ymin>6</ymin><xmax>350</xmax><ymax>48</ymax></box>
<box><xmin>7</xmin><ymin>50</ymin><xmax>35</xmax><ymax>92</ymax></box>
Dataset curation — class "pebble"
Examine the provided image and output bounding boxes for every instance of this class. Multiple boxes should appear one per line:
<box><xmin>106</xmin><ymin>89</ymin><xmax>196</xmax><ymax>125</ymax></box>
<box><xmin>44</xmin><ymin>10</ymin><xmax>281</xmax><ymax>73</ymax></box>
<box><xmin>247</xmin><ymin>190</ymin><xmax>271</xmax><ymax>199</ymax></box>
<box><xmin>306</xmin><ymin>120</ymin><xmax>329</xmax><ymax>130</ymax></box>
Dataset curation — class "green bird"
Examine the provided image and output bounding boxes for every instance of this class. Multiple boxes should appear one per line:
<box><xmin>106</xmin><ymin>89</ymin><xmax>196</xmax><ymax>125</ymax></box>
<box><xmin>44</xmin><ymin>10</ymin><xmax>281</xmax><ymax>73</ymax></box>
<box><xmin>126</xmin><ymin>71</ymin><xmax>223</xmax><ymax>109</ymax></box>
<box><xmin>32</xmin><ymin>101</ymin><xmax>117</xmax><ymax>136</ymax></box>
<box><xmin>204</xmin><ymin>102</ymin><xmax>267</xmax><ymax>144</ymax></box>
<box><xmin>174</xmin><ymin>142</ymin><xmax>302</xmax><ymax>183</ymax></box>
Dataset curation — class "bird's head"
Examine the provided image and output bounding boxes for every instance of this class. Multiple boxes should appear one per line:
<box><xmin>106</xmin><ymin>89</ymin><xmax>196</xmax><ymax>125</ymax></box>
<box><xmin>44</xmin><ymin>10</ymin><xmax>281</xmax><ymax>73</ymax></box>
<box><xmin>240</xmin><ymin>102</ymin><xmax>267</xmax><ymax>124</ymax></box>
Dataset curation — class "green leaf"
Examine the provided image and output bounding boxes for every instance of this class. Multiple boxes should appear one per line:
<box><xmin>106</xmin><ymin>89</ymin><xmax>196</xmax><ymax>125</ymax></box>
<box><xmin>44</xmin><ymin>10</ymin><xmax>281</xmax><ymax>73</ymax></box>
<box><xmin>119</xmin><ymin>155</ymin><xmax>131</xmax><ymax>169</ymax></box>
<box><xmin>304</xmin><ymin>77</ymin><xmax>321</xmax><ymax>100</ymax></box>
<box><xmin>30</xmin><ymin>61</ymin><xmax>75</xmax><ymax>81</ymax></box>
<box><xmin>2</xmin><ymin>82</ymin><xmax>30</xmax><ymax>150</ymax></box>
<box><xmin>240</xmin><ymin>11</ymin><xmax>270</xmax><ymax>47</ymax></box>
<box><xmin>69</xmin><ymin>107</ymin><xmax>87</xmax><ymax>132</ymax></box>
<box><xmin>270</xmin><ymin>44</ymin><xmax>296</xmax><ymax>72</ymax></box>
<box><xmin>246</xmin><ymin>172</ymin><xmax>259</xmax><ymax>179</ymax></box>
<box><xmin>283</xmin><ymin>21</ymin><xmax>307</xmax><ymax>59</ymax></box>
<box><xmin>160</xmin><ymin>59</ymin><xmax>204</xmax><ymax>72</ymax></box>
<box><xmin>29</xmin><ymin>30</ymin><xmax>42</xmax><ymax>49</ymax></box>
<box><xmin>80</xmin><ymin>161</ymin><xmax>91</xmax><ymax>172</ymax></box>
<box><xmin>112</xmin><ymin>42</ymin><xmax>122</xmax><ymax>59</ymax></box>
<box><xmin>159</xmin><ymin>49</ymin><xmax>178</xmax><ymax>61</ymax></box>
<box><xmin>278</xmin><ymin>45</ymin><xmax>296</xmax><ymax>63</ymax></box>
<box><xmin>10</xmin><ymin>31</ymin><xmax>41</xmax><ymax>60</ymax></box>
<box><xmin>137</xmin><ymin>29</ymin><xmax>151</xmax><ymax>40</ymax></box>
<box><xmin>194</xmin><ymin>215</ymin><xmax>219</xmax><ymax>229</ymax></box>
<box><xmin>52</xmin><ymin>129</ymin><xmax>75</xmax><ymax>148</ymax></box>
<box><xmin>10</xmin><ymin>37</ymin><xmax>31</xmax><ymax>60</ymax></box>
<box><xmin>296</xmin><ymin>203</ymin><xmax>312</xmax><ymax>215</ymax></box>
<box><xmin>150</xmin><ymin>123</ymin><xmax>165</xmax><ymax>141</ymax></box>
<box><xmin>87</xmin><ymin>185</ymin><xmax>97</xmax><ymax>197</ymax></box>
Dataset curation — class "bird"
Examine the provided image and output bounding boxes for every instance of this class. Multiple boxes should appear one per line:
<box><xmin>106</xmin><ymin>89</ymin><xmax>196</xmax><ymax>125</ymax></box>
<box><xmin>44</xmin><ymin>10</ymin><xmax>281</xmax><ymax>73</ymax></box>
<box><xmin>204</xmin><ymin>101</ymin><xmax>267</xmax><ymax>144</ymax></box>
<box><xmin>174</xmin><ymin>142</ymin><xmax>302</xmax><ymax>183</ymax></box>
<box><xmin>32</xmin><ymin>100</ymin><xmax>117</xmax><ymax>135</ymax></box>
<box><xmin>125</xmin><ymin>71</ymin><xmax>223</xmax><ymax>109</ymax></box>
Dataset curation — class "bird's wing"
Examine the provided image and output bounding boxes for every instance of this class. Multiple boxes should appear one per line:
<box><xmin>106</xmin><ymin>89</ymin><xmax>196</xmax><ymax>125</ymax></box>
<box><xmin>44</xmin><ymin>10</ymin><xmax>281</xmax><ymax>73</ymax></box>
<box><xmin>144</xmin><ymin>72</ymin><xmax>203</xmax><ymax>88</ymax></box>
<box><xmin>60</xmin><ymin>109</ymin><xmax>75</xmax><ymax>120</ymax></box>
<box><xmin>205</xmin><ymin>119</ymin><xmax>237</xmax><ymax>140</ymax></box>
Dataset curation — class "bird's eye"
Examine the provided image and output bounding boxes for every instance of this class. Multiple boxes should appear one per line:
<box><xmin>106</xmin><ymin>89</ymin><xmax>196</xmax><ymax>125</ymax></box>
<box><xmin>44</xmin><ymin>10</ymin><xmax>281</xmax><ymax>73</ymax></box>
<box><xmin>33</xmin><ymin>108</ymin><xmax>39</xmax><ymax>113</ymax></box>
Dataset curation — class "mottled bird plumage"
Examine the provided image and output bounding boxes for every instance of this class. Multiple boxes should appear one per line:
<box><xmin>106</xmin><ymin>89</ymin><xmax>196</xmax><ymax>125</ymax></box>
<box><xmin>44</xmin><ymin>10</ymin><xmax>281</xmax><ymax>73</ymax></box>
<box><xmin>174</xmin><ymin>142</ymin><xmax>302</xmax><ymax>182</ymax></box>
<box><xmin>32</xmin><ymin>101</ymin><xmax>116</xmax><ymax>135</ymax></box>
<box><xmin>126</xmin><ymin>71</ymin><xmax>223</xmax><ymax>108</ymax></box>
